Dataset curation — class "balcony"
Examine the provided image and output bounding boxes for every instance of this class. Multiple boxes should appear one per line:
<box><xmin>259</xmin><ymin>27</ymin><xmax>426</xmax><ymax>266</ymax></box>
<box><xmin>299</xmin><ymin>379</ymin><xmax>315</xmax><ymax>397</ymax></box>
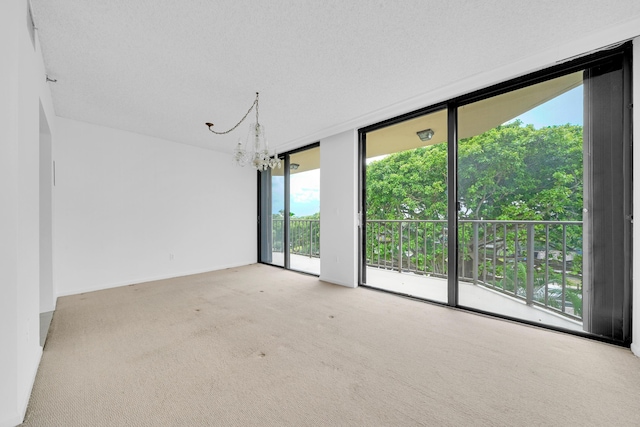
<box><xmin>271</xmin><ymin>218</ymin><xmax>583</xmax><ymax>331</ymax></box>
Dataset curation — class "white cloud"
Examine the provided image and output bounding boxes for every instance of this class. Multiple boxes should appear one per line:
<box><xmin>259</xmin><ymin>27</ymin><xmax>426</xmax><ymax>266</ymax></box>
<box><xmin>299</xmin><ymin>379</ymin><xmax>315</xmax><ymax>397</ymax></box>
<box><xmin>290</xmin><ymin>170</ymin><xmax>320</xmax><ymax>215</ymax></box>
<box><xmin>292</xmin><ymin>188</ymin><xmax>319</xmax><ymax>204</ymax></box>
<box><xmin>290</xmin><ymin>170</ymin><xmax>320</xmax><ymax>203</ymax></box>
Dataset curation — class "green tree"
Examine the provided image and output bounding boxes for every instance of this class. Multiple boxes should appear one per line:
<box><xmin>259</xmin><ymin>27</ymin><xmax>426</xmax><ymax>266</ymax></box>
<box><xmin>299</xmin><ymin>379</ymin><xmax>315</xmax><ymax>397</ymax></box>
<box><xmin>458</xmin><ymin>121</ymin><xmax>583</xmax><ymax>222</ymax></box>
<box><xmin>366</xmin><ymin>121</ymin><xmax>584</xmax><ymax>317</ymax></box>
<box><xmin>367</xmin><ymin>121</ymin><xmax>583</xmax><ymax>223</ymax></box>
<box><xmin>367</xmin><ymin>143</ymin><xmax>448</xmax><ymax>220</ymax></box>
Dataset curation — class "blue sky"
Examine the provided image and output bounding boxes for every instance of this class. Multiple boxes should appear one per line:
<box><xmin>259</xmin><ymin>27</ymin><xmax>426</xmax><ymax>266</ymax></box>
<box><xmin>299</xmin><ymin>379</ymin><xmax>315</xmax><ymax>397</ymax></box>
<box><xmin>509</xmin><ymin>85</ymin><xmax>583</xmax><ymax>128</ymax></box>
<box><xmin>273</xmin><ymin>85</ymin><xmax>583</xmax><ymax>216</ymax></box>
<box><xmin>290</xmin><ymin>170</ymin><xmax>320</xmax><ymax>216</ymax></box>
<box><xmin>271</xmin><ymin>170</ymin><xmax>320</xmax><ymax>217</ymax></box>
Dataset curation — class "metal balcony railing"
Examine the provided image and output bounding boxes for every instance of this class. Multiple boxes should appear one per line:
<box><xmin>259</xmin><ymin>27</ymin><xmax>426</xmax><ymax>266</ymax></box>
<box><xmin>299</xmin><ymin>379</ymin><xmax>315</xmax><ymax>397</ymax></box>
<box><xmin>272</xmin><ymin>219</ymin><xmax>320</xmax><ymax>258</ymax></box>
<box><xmin>272</xmin><ymin>218</ymin><xmax>582</xmax><ymax>320</ymax></box>
<box><xmin>366</xmin><ymin>219</ymin><xmax>583</xmax><ymax>320</ymax></box>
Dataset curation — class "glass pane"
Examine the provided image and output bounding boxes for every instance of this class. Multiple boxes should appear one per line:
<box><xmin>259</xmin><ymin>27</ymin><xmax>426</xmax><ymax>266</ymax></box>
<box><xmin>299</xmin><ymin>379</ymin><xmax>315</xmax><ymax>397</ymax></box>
<box><xmin>289</xmin><ymin>147</ymin><xmax>321</xmax><ymax>274</ymax></box>
<box><xmin>262</xmin><ymin>166</ymin><xmax>285</xmax><ymax>267</ymax></box>
<box><xmin>457</xmin><ymin>71</ymin><xmax>585</xmax><ymax>332</ymax></box>
<box><xmin>365</xmin><ymin>109</ymin><xmax>448</xmax><ymax>303</ymax></box>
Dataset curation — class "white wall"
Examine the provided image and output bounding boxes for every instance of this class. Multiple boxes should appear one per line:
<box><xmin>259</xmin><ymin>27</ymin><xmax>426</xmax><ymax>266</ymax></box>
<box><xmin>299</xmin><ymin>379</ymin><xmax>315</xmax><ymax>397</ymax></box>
<box><xmin>53</xmin><ymin>118</ymin><xmax>257</xmax><ymax>296</ymax></box>
<box><xmin>0</xmin><ymin>1</ymin><xmax>21</xmax><ymax>424</ymax></box>
<box><xmin>16</xmin><ymin>5</ymin><xmax>42</xmax><ymax>418</ymax></box>
<box><xmin>319</xmin><ymin>130</ymin><xmax>359</xmax><ymax>287</ymax></box>
<box><xmin>632</xmin><ymin>37</ymin><xmax>640</xmax><ymax>358</ymax></box>
<box><xmin>0</xmin><ymin>1</ymin><xmax>56</xmax><ymax>425</ymax></box>
<box><xmin>39</xmin><ymin>103</ymin><xmax>54</xmax><ymax>313</ymax></box>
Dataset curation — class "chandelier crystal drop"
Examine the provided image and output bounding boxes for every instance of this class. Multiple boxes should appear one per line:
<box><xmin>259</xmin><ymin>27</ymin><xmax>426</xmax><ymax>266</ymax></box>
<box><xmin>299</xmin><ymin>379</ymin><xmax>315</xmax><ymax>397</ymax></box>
<box><xmin>206</xmin><ymin>92</ymin><xmax>281</xmax><ymax>171</ymax></box>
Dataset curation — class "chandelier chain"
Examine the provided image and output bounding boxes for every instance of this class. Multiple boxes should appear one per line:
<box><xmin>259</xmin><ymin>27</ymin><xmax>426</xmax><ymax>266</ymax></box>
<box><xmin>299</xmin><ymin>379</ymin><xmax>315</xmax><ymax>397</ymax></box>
<box><xmin>207</xmin><ymin>92</ymin><xmax>260</xmax><ymax>135</ymax></box>
<box><xmin>205</xmin><ymin>91</ymin><xmax>280</xmax><ymax>171</ymax></box>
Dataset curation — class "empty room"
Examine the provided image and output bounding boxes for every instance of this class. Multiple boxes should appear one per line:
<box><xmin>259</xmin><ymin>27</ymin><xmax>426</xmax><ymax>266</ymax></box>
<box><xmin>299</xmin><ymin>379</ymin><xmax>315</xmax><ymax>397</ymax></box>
<box><xmin>2</xmin><ymin>1</ymin><xmax>640</xmax><ymax>426</ymax></box>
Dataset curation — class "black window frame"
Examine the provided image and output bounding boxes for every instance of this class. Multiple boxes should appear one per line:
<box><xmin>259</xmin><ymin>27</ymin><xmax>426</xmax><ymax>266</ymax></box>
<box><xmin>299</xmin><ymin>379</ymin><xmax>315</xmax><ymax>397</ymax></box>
<box><xmin>257</xmin><ymin>142</ymin><xmax>321</xmax><ymax>276</ymax></box>
<box><xmin>358</xmin><ymin>41</ymin><xmax>633</xmax><ymax>346</ymax></box>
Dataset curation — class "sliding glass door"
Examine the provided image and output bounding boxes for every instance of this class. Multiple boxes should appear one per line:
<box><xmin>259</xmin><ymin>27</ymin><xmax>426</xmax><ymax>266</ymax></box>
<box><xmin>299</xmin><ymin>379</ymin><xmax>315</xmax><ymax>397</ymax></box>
<box><xmin>359</xmin><ymin>44</ymin><xmax>632</xmax><ymax>344</ymax></box>
<box><xmin>457</xmin><ymin>72</ymin><xmax>587</xmax><ymax>331</ymax></box>
<box><xmin>362</xmin><ymin>108</ymin><xmax>449</xmax><ymax>303</ymax></box>
<box><xmin>288</xmin><ymin>147</ymin><xmax>321</xmax><ymax>274</ymax></box>
<box><xmin>259</xmin><ymin>144</ymin><xmax>320</xmax><ymax>275</ymax></box>
<box><xmin>457</xmin><ymin>53</ymin><xmax>631</xmax><ymax>341</ymax></box>
<box><xmin>260</xmin><ymin>165</ymin><xmax>285</xmax><ymax>267</ymax></box>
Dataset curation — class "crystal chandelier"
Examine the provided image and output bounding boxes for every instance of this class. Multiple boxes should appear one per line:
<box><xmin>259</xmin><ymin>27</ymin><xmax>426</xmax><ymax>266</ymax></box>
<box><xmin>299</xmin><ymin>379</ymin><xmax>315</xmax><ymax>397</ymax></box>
<box><xmin>206</xmin><ymin>92</ymin><xmax>281</xmax><ymax>171</ymax></box>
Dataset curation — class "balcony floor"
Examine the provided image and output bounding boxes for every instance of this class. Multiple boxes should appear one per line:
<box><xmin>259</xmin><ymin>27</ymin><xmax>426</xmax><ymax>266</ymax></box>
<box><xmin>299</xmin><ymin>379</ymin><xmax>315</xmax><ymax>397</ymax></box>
<box><xmin>270</xmin><ymin>252</ymin><xmax>321</xmax><ymax>275</ymax></box>
<box><xmin>367</xmin><ymin>268</ymin><xmax>583</xmax><ymax>332</ymax></box>
<box><xmin>268</xmin><ymin>253</ymin><xmax>582</xmax><ymax>332</ymax></box>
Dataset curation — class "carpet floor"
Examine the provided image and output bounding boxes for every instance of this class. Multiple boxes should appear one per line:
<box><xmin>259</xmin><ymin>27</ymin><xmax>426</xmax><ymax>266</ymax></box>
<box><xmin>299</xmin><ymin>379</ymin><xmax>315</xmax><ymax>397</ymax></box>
<box><xmin>21</xmin><ymin>264</ymin><xmax>640</xmax><ymax>426</ymax></box>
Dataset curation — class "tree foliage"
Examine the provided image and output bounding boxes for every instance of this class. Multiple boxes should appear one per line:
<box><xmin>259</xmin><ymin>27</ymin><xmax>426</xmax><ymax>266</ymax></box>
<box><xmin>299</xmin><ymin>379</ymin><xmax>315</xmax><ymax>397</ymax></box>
<box><xmin>365</xmin><ymin>121</ymin><xmax>584</xmax><ymax>318</ymax></box>
<box><xmin>367</xmin><ymin>121</ymin><xmax>583</xmax><ymax>222</ymax></box>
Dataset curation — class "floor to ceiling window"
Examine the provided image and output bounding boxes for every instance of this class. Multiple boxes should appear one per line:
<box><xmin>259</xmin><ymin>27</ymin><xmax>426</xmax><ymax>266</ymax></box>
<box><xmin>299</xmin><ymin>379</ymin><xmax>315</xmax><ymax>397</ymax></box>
<box><xmin>262</xmin><ymin>161</ymin><xmax>286</xmax><ymax>268</ymax></box>
<box><xmin>457</xmin><ymin>72</ymin><xmax>587</xmax><ymax>331</ymax></box>
<box><xmin>259</xmin><ymin>144</ymin><xmax>320</xmax><ymax>275</ymax></box>
<box><xmin>362</xmin><ymin>107</ymin><xmax>449</xmax><ymax>304</ymax></box>
<box><xmin>359</xmin><ymin>43</ymin><xmax>632</xmax><ymax>344</ymax></box>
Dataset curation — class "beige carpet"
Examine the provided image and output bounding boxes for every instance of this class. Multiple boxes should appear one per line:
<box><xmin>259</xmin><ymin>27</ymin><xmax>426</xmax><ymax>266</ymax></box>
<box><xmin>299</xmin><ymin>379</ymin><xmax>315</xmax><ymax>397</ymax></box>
<box><xmin>21</xmin><ymin>264</ymin><xmax>640</xmax><ymax>426</ymax></box>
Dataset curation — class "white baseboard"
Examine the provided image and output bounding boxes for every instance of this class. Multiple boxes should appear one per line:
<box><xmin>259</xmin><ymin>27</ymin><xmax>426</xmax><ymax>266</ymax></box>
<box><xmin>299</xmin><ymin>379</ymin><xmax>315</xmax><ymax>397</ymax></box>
<box><xmin>56</xmin><ymin>261</ymin><xmax>256</xmax><ymax>298</ymax></box>
<box><xmin>319</xmin><ymin>275</ymin><xmax>357</xmax><ymax>288</ymax></box>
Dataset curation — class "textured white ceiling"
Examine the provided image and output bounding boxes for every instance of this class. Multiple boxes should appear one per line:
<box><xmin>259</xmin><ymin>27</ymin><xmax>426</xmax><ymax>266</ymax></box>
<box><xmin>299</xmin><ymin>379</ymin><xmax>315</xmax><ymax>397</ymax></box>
<box><xmin>30</xmin><ymin>0</ymin><xmax>640</xmax><ymax>153</ymax></box>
